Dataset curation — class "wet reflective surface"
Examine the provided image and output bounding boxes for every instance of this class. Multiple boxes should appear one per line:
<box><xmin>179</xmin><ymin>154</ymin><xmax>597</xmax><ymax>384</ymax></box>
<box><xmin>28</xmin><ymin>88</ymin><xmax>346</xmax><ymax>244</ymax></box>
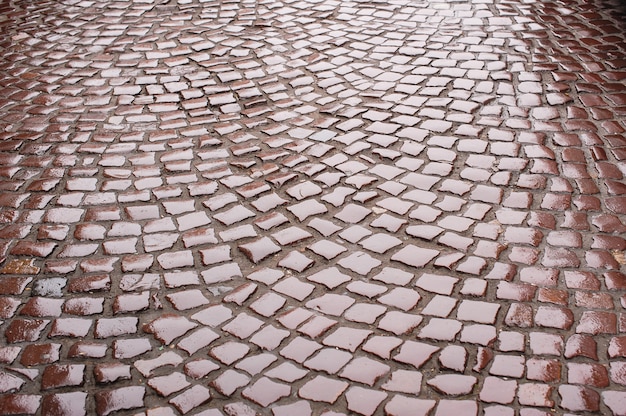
<box><xmin>0</xmin><ymin>0</ymin><xmax>626</xmax><ymax>414</ymax></box>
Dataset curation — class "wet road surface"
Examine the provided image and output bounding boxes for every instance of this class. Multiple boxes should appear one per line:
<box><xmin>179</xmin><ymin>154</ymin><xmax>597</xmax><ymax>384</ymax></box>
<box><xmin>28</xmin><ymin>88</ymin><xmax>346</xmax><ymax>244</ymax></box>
<box><xmin>1</xmin><ymin>0</ymin><xmax>626</xmax><ymax>414</ymax></box>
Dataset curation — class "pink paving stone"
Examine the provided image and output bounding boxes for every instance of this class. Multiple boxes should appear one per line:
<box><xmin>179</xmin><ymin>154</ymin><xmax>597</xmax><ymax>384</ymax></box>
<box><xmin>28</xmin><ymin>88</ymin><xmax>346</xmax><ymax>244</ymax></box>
<box><xmin>576</xmin><ymin>311</ymin><xmax>617</xmax><ymax>334</ymax></box>
<box><xmin>479</xmin><ymin>377</ymin><xmax>518</xmax><ymax>404</ymax></box>
<box><xmin>41</xmin><ymin>392</ymin><xmax>87</xmax><ymax>416</ymax></box>
<box><xmin>95</xmin><ymin>386</ymin><xmax>145</xmax><ymax>416</ymax></box>
<box><xmin>391</xmin><ymin>245</ymin><xmax>439</xmax><ymax>267</ymax></box>
<box><xmin>384</xmin><ymin>396</ymin><xmax>436</xmax><ymax>416</ymax></box>
<box><xmin>169</xmin><ymin>385</ymin><xmax>211</xmax><ymax>414</ymax></box>
<box><xmin>222</xmin><ymin>313</ymin><xmax>264</xmax><ymax>339</ymax></box>
<box><xmin>264</xmin><ymin>361</ymin><xmax>309</xmax><ymax>383</ymax></box>
<box><xmin>321</xmin><ymin>327</ymin><xmax>372</xmax><ymax>352</ymax></box>
<box><xmin>271</xmin><ymin>400</ymin><xmax>312</xmax><ymax>416</ymax></box>
<box><xmin>434</xmin><ymin>400</ymin><xmax>478</xmax><ymax>416</ymax></box>
<box><xmin>297</xmin><ymin>315</ymin><xmax>337</xmax><ymax>338</ymax></box>
<box><xmin>191</xmin><ymin>305</ymin><xmax>233</xmax><ymax>328</ymax></box>
<box><xmin>304</xmin><ymin>348</ymin><xmax>351</xmax><ymax>375</ymax></box>
<box><xmin>235</xmin><ymin>353</ymin><xmax>277</xmax><ymax>376</ymax></box>
<box><xmin>418</xmin><ymin>318</ymin><xmax>463</xmax><ymax>341</ymax></box>
<box><xmin>249</xmin><ymin>325</ymin><xmax>290</xmax><ymax>351</ymax></box>
<box><xmin>378</xmin><ymin>311</ymin><xmax>423</xmax><ymax>335</ymax></box>
<box><xmin>298</xmin><ymin>375</ymin><xmax>348</xmax><ymax>404</ymax></box>
<box><xmin>439</xmin><ymin>345</ymin><xmax>468</xmax><ymax>372</ymax></box>
<box><xmin>305</xmin><ymin>294</ymin><xmax>355</xmax><ymax>316</ymax></box>
<box><xmin>157</xmin><ymin>250</ymin><xmax>194</xmax><ymax>269</ymax></box>
<box><xmin>603</xmin><ymin>391</ymin><xmax>626</xmax><ymax>416</ymax></box>
<box><xmin>147</xmin><ymin>372</ymin><xmax>190</xmax><ymax>397</ymax></box>
<box><xmin>340</xmin><ymin>356</ymin><xmax>390</xmax><ymax>386</ymax></box>
<box><xmin>166</xmin><ymin>289</ymin><xmax>209</xmax><ymax>311</ymax></box>
<box><xmin>134</xmin><ymin>351</ymin><xmax>184</xmax><ymax>378</ymax></box>
<box><xmin>558</xmin><ymin>385</ymin><xmax>600</xmax><ymax>412</ymax></box>
<box><xmin>210</xmin><ymin>342</ymin><xmax>250</xmax><ymax>366</ymax></box>
<box><xmin>211</xmin><ymin>370</ymin><xmax>249</xmax><ymax>396</ymax></box>
<box><xmin>242</xmin><ymin>377</ymin><xmax>290</xmax><ymax>407</ymax></box>
<box><xmin>393</xmin><ymin>341</ymin><xmax>440</xmax><ymax>369</ymax></box>
<box><xmin>377</xmin><ymin>288</ymin><xmax>421</xmax><ymax>311</ymax></box>
<box><xmin>176</xmin><ymin>327</ymin><xmax>220</xmax><ymax>355</ymax></box>
<box><xmin>337</xmin><ymin>251</ymin><xmax>382</xmax><ymax>275</ymax></box>
<box><xmin>345</xmin><ymin>386</ymin><xmax>388</xmax><ymax>416</ymax></box>
<box><xmin>143</xmin><ymin>315</ymin><xmax>197</xmax><ymax>345</ymax></box>
<box><xmin>344</xmin><ymin>303</ymin><xmax>387</xmax><ymax>324</ymax></box>
<box><xmin>460</xmin><ymin>324</ymin><xmax>497</xmax><ymax>346</ymax></box>
<box><xmin>273</xmin><ymin>277</ymin><xmax>315</xmax><ymax>301</ymax></box>
<box><xmin>184</xmin><ymin>359</ymin><xmax>220</xmax><ymax>380</ymax></box>
<box><xmin>428</xmin><ymin>374</ymin><xmax>478</xmax><ymax>396</ymax></box>
<box><xmin>93</xmin><ymin>364</ymin><xmax>131</xmax><ymax>384</ymax></box>
<box><xmin>415</xmin><ymin>273</ymin><xmax>459</xmax><ymax>295</ymax></box>
<box><xmin>306</xmin><ymin>267</ymin><xmax>351</xmax><ymax>289</ymax></box>
<box><xmin>456</xmin><ymin>300</ymin><xmax>500</xmax><ymax>324</ymax></box>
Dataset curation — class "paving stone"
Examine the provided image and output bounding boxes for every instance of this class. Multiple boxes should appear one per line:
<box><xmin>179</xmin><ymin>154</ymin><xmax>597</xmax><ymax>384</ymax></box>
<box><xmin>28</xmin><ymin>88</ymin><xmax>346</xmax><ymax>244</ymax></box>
<box><xmin>2</xmin><ymin>1</ymin><xmax>626</xmax><ymax>414</ymax></box>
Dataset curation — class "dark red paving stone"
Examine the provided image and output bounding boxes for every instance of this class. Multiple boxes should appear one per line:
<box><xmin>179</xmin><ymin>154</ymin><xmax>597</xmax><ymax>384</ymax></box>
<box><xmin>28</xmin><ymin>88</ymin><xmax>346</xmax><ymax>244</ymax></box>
<box><xmin>537</xmin><ymin>288</ymin><xmax>569</xmax><ymax>306</ymax></box>
<box><xmin>67</xmin><ymin>274</ymin><xmax>111</xmax><ymax>293</ymax></box>
<box><xmin>63</xmin><ymin>297</ymin><xmax>104</xmax><ymax>316</ymax></box>
<box><xmin>0</xmin><ymin>297</ymin><xmax>21</xmax><ymax>319</ymax></box>
<box><xmin>95</xmin><ymin>386</ymin><xmax>145</xmax><ymax>416</ymax></box>
<box><xmin>564</xmin><ymin>334</ymin><xmax>599</xmax><ymax>360</ymax></box>
<box><xmin>298</xmin><ymin>375</ymin><xmax>348</xmax><ymax>404</ymax></box>
<box><xmin>0</xmin><ymin>394</ymin><xmax>41</xmax><ymax>415</ymax></box>
<box><xmin>5</xmin><ymin>318</ymin><xmax>49</xmax><ymax>343</ymax></box>
<box><xmin>41</xmin><ymin>364</ymin><xmax>85</xmax><ymax>390</ymax></box>
<box><xmin>606</xmin><ymin>271</ymin><xmax>626</xmax><ymax>290</ymax></box>
<box><xmin>41</xmin><ymin>392</ymin><xmax>87</xmax><ymax>416</ymax></box>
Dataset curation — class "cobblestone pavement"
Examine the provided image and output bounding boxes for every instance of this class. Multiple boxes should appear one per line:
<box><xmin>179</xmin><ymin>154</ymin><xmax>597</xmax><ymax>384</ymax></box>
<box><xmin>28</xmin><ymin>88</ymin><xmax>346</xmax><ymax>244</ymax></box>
<box><xmin>0</xmin><ymin>0</ymin><xmax>626</xmax><ymax>414</ymax></box>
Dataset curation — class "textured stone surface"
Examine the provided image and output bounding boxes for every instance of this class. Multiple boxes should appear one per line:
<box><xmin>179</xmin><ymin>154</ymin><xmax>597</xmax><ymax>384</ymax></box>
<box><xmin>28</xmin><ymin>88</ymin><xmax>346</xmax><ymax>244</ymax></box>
<box><xmin>0</xmin><ymin>0</ymin><xmax>625</xmax><ymax>414</ymax></box>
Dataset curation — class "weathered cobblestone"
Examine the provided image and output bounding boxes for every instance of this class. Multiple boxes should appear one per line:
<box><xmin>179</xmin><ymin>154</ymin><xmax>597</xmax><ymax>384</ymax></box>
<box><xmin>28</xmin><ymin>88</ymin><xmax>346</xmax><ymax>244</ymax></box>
<box><xmin>0</xmin><ymin>0</ymin><xmax>625</xmax><ymax>414</ymax></box>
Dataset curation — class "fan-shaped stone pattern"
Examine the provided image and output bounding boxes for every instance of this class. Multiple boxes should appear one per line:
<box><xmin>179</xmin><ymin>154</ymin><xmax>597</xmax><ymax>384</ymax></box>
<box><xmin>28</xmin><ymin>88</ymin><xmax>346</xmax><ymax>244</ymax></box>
<box><xmin>0</xmin><ymin>0</ymin><xmax>625</xmax><ymax>414</ymax></box>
